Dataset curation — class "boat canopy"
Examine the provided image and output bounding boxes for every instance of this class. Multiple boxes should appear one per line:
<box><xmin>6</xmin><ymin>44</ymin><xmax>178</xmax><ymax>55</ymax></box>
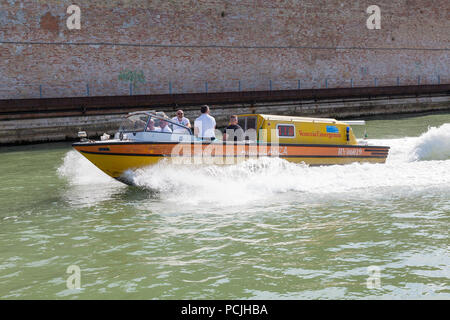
<box><xmin>240</xmin><ymin>114</ymin><xmax>341</xmax><ymax>124</ymax></box>
<box><xmin>236</xmin><ymin>113</ymin><xmax>358</xmax><ymax>145</ymax></box>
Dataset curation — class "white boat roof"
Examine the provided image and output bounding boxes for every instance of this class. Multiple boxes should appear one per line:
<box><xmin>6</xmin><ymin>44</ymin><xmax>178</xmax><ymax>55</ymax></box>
<box><xmin>242</xmin><ymin>114</ymin><xmax>341</xmax><ymax>124</ymax></box>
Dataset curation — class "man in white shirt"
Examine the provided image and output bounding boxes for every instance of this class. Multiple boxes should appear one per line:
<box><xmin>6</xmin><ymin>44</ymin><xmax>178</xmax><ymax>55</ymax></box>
<box><xmin>171</xmin><ymin>110</ymin><xmax>191</xmax><ymax>134</ymax></box>
<box><xmin>194</xmin><ymin>105</ymin><xmax>216</xmax><ymax>140</ymax></box>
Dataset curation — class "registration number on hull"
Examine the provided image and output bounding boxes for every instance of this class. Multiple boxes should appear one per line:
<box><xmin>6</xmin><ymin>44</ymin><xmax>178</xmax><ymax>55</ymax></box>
<box><xmin>338</xmin><ymin>148</ymin><xmax>363</xmax><ymax>156</ymax></box>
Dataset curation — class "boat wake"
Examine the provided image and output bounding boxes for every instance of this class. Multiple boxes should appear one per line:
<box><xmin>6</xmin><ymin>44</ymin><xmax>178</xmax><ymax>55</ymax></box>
<box><xmin>58</xmin><ymin>123</ymin><xmax>450</xmax><ymax>207</ymax></box>
<box><xmin>410</xmin><ymin>123</ymin><xmax>450</xmax><ymax>161</ymax></box>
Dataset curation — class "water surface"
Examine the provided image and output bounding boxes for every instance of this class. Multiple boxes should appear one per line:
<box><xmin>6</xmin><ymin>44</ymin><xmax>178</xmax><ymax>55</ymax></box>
<box><xmin>0</xmin><ymin>113</ymin><xmax>449</xmax><ymax>299</ymax></box>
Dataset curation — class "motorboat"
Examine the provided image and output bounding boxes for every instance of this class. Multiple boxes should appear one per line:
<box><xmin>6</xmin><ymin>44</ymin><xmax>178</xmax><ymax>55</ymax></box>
<box><xmin>73</xmin><ymin>111</ymin><xmax>389</xmax><ymax>184</ymax></box>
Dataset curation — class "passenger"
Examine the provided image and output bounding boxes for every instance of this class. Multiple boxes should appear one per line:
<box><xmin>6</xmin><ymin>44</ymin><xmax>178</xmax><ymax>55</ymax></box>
<box><xmin>172</xmin><ymin>110</ymin><xmax>191</xmax><ymax>134</ymax></box>
<box><xmin>158</xmin><ymin>119</ymin><xmax>172</xmax><ymax>133</ymax></box>
<box><xmin>145</xmin><ymin>118</ymin><xmax>157</xmax><ymax>132</ymax></box>
<box><xmin>223</xmin><ymin>115</ymin><xmax>244</xmax><ymax>141</ymax></box>
<box><xmin>194</xmin><ymin>105</ymin><xmax>216</xmax><ymax>140</ymax></box>
<box><xmin>172</xmin><ymin>110</ymin><xmax>191</xmax><ymax>128</ymax></box>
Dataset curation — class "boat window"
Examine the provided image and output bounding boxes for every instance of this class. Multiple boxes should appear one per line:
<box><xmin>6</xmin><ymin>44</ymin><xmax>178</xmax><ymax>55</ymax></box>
<box><xmin>119</xmin><ymin>114</ymin><xmax>148</xmax><ymax>132</ymax></box>
<box><xmin>238</xmin><ymin>117</ymin><xmax>246</xmax><ymax>130</ymax></box>
<box><xmin>238</xmin><ymin>116</ymin><xmax>257</xmax><ymax>131</ymax></box>
<box><xmin>277</xmin><ymin>124</ymin><xmax>295</xmax><ymax>137</ymax></box>
<box><xmin>246</xmin><ymin>117</ymin><xmax>257</xmax><ymax>130</ymax></box>
<box><xmin>237</xmin><ymin>116</ymin><xmax>258</xmax><ymax>141</ymax></box>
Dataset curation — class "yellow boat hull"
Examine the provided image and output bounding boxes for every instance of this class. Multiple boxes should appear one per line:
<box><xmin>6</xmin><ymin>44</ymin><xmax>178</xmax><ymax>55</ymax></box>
<box><xmin>73</xmin><ymin>142</ymin><xmax>389</xmax><ymax>182</ymax></box>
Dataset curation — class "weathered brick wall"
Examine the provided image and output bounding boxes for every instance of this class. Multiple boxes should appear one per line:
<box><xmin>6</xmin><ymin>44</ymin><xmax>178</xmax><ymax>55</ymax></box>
<box><xmin>0</xmin><ymin>0</ymin><xmax>448</xmax><ymax>99</ymax></box>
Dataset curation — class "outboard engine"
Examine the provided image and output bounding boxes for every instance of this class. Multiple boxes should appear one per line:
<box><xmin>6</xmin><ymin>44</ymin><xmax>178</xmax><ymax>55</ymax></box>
<box><xmin>77</xmin><ymin>131</ymin><xmax>88</xmax><ymax>142</ymax></box>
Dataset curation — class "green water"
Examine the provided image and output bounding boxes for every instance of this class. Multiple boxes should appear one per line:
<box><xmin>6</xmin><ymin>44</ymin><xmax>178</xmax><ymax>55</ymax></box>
<box><xmin>0</xmin><ymin>113</ymin><xmax>449</xmax><ymax>299</ymax></box>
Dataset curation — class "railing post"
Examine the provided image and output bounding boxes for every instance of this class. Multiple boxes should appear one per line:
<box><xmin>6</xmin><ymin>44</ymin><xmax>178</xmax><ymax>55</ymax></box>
<box><xmin>269</xmin><ymin>80</ymin><xmax>272</xmax><ymax>91</ymax></box>
<box><xmin>297</xmin><ymin>80</ymin><xmax>301</xmax><ymax>90</ymax></box>
<box><xmin>438</xmin><ymin>75</ymin><xmax>440</xmax><ymax>85</ymax></box>
<box><xmin>169</xmin><ymin>81</ymin><xmax>172</xmax><ymax>94</ymax></box>
<box><xmin>238</xmin><ymin>80</ymin><xmax>241</xmax><ymax>92</ymax></box>
<box><xmin>418</xmin><ymin>75</ymin><xmax>421</xmax><ymax>85</ymax></box>
<box><xmin>86</xmin><ymin>83</ymin><xmax>90</xmax><ymax>96</ymax></box>
<box><xmin>39</xmin><ymin>85</ymin><xmax>42</xmax><ymax>98</ymax></box>
<box><xmin>374</xmin><ymin>78</ymin><xmax>377</xmax><ymax>87</ymax></box>
<box><xmin>397</xmin><ymin>77</ymin><xmax>400</xmax><ymax>86</ymax></box>
<box><xmin>325</xmin><ymin>78</ymin><xmax>328</xmax><ymax>88</ymax></box>
<box><xmin>129</xmin><ymin>82</ymin><xmax>133</xmax><ymax>95</ymax></box>
<box><xmin>205</xmin><ymin>81</ymin><xmax>208</xmax><ymax>94</ymax></box>
<box><xmin>350</xmin><ymin>78</ymin><xmax>353</xmax><ymax>88</ymax></box>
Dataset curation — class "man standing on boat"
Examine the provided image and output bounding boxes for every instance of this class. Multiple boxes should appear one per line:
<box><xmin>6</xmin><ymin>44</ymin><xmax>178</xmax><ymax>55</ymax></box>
<box><xmin>171</xmin><ymin>110</ymin><xmax>191</xmax><ymax>134</ymax></box>
<box><xmin>223</xmin><ymin>115</ymin><xmax>244</xmax><ymax>141</ymax></box>
<box><xmin>194</xmin><ymin>105</ymin><xmax>216</xmax><ymax>140</ymax></box>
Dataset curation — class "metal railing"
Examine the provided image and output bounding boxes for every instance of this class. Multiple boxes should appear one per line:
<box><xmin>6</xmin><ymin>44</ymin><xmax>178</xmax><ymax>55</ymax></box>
<box><xmin>0</xmin><ymin>74</ymin><xmax>447</xmax><ymax>100</ymax></box>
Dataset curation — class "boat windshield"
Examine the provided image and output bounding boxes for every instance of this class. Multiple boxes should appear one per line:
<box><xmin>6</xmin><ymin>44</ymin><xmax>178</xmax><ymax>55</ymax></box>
<box><xmin>119</xmin><ymin>113</ymin><xmax>192</xmax><ymax>135</ymax></box>
<box><xmin>119</xmin><ymin>114</ymin><xmax>149</xmax><ymax>132</ymax></box>
<box><xmin>145</xmin><ymin>115</ymin><xmax>191</xmax><ymax>135</ymax></box>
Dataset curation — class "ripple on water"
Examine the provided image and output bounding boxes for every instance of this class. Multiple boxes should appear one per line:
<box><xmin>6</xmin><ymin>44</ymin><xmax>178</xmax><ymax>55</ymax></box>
<box><xmin>0</xmin><ymin>122</ymin><xmax>449</xmax><ymax>298</ymax></box>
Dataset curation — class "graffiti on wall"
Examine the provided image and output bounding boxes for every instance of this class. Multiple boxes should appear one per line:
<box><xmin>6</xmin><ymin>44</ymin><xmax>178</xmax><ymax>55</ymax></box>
<box><xmin>118</xmin><ymin>70</ymin><xmax>146</xmax><ymax>86</ymax></box>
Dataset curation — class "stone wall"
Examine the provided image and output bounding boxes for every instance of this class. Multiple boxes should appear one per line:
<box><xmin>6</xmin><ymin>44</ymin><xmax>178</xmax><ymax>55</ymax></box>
<box><xmin>0</xmin><ymin>0</ymin><xmax>449</xmax><ymax>99</ymax></box>
<box><xmin>2</xmin><ymin>94</ymin><xmax>449</xmax><ymax>144</ymax></box>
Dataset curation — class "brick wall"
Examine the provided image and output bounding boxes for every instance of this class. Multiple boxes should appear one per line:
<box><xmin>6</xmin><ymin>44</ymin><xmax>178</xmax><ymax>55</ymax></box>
<box><xmin>0</xmin><ymin>0</ymin><xmax>448</xmax><ymax>99</ymax></box>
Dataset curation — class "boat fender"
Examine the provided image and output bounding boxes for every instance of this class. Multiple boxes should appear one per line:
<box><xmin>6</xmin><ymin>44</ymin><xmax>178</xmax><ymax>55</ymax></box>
<box><xmin>346</xmin><ymin>127</ymin><xmax>350</xmax><ymax>141</ymax></box>
<box><xmin>119</xmin><ymin>132</ymin><xmax>124</xmax><ymax>141</ymax></box>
